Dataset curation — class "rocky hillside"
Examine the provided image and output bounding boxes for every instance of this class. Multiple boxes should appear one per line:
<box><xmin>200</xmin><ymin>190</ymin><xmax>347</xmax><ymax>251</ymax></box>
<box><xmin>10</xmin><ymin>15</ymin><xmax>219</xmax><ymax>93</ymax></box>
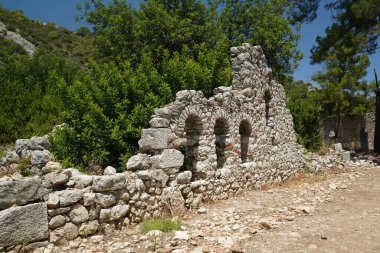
<box><xmin>0</xmin><ymin>7</ymin><xmax>93</xmax><ymax>63</ymax></box>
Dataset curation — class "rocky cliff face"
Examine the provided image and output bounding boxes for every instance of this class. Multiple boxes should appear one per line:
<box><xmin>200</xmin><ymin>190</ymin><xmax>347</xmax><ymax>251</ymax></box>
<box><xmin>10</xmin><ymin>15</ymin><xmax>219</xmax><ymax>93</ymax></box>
<box><xmin>0</xmin><ymin>20</ymin><xmax>35</xmax><ymax>56</ymax></box>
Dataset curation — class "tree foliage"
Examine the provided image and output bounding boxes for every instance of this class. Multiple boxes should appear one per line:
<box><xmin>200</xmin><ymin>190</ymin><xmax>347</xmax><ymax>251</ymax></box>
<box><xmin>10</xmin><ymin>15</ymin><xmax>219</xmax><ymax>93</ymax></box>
<box><xmin>0</xmin><ymin>6</ymin><xmax>94</xmax><ymax>63</ymax></box>
<box><xmin>52</xmin><ymin>56</ymin><xmax>172</xmax><ymax>169</ymax></box>
<box><xmin>311</xmin><ymin>0</ymin><xmax>380</xmax><ymax>63</ymax></box>
<box><xmin>213</xmin><ymin>0</ymin><xmax>304</xmax><ymax>82</ymax></box>
<box><xmin>285</xmin><ymin>80</ymin><xmax>321</xmax><ymax>150</ymax></box>
<box><xmin>0</xmin><ymin>50</ymin><xmax>78</xmax><ymax>143</ymax></box>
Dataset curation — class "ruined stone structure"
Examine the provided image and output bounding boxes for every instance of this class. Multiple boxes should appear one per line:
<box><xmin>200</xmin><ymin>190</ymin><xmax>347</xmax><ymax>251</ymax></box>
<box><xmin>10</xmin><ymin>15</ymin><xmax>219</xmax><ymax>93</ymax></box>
<box><xmin>0</xmin><ymin>44</ymin><xmax>304</xmax><ymax>249</ymax></box>
<box><xmin>138</xmin><ymin>43</ymin><xmax>304</xmax><ymax>181</ymax></box>
<box><xmin>322</xmin><ymin>112</ymin><xmax>375</xmax><ymax>151</ymax></box>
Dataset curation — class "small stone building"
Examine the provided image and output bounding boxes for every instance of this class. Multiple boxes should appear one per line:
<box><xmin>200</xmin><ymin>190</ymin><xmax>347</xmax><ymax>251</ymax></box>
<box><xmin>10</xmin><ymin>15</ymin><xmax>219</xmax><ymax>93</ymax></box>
<box><xmin>138</xmin><ymin>43</ymin><xmax>304</xmax><ymax>183</ymax></box>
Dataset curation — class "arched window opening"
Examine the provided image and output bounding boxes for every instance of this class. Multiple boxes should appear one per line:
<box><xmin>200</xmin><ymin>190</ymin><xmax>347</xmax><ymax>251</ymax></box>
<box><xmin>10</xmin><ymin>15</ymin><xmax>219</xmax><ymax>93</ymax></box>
<box><xmin>182</xmin><ymin>115</ymin><xmax>203</xmax><ymax>172</ymax></box>
<box><xmin>264</xmin><ymin>90</ymin><xmax>271</xmax><ymax>126</ymax></box>
<box><xmin>214</xmin><ymin>118</ymin><xmax>229</xmax><ymax>169</ymax></box>
<box><xmin>239</xmin><ymin>120</ymin><xmax>252</xmax><ymax>162</ymax></box>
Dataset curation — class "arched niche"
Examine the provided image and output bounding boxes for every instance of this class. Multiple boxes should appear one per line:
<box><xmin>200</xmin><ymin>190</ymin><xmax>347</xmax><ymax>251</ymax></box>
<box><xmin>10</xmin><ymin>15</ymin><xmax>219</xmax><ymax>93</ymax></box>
<box><xmin>182</xmin><ymin>114</ymin><xmax>203</xmax><ymax>172</ymax></box>
<box><xmin>214</xmin><ymin>118</ymin><xmax>229</xmax><ymax>169</ymax></box>
<box><xmin>264</xmin><ymin>90</ymin><xmax>271</xmax><ymax>126</ymax></box>
<box><xmin>239</xmin><ymin>119</ymin><xmax>252</xmax><ymax>162</ymax></box>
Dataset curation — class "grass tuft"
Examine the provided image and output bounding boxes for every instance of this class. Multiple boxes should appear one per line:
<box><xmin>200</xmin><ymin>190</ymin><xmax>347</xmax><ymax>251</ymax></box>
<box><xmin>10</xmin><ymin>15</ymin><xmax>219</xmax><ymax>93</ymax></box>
<box><xmin>140</xmin><ymin>216</ymin><xmax>182</xmax><ymax>233</ymax></box>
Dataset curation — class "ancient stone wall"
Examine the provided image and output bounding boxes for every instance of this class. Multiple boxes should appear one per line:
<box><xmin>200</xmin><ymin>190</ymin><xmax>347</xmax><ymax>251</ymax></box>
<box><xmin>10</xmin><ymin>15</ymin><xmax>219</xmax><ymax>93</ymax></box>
<box><xmin>0</xmin><ymin>43</ymin><xmax>304</xmax><ymax>249</ymax></box>
<box><xmin>322</xmin><ymin>112</ymin><xmax>375</xmax><ymax>151</ymax></box>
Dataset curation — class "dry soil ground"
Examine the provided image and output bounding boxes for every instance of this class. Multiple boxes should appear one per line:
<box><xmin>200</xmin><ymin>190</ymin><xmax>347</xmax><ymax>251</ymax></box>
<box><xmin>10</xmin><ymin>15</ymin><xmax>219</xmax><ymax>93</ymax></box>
<box><xmin>50</xmin><ymin>166</ymin><xmax>380</xmax><ymax>253</ymax></box>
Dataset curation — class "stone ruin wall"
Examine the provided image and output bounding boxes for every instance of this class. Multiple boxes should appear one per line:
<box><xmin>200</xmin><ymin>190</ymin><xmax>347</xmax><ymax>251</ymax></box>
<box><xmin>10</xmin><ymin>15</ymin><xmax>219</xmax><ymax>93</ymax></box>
<box><xmin>322</xmin><ymin>112</ymin><xmax>375</xmax><ymax>150</ymax></box>
<box><xmin>0</xmin><ymin>43</ymin><xmax>304</xmax><ymax>249</ymax></box>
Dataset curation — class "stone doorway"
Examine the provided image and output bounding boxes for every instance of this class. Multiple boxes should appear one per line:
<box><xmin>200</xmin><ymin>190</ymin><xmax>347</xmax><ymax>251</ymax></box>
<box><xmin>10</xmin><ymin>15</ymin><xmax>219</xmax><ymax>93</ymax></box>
<box><xmin>214</xmin><ymin>118</ymin><xmax>229</xmax><ymax>169</ymax></box>
<box><xmin>183</xmin><ymin>114</ymin><xmax>203</xmax><ymax>172</ymax></box>
<box><xmin>239</xmin><ymin>120</ymin><xmax>252</xmax><ymax>162</ymax></box>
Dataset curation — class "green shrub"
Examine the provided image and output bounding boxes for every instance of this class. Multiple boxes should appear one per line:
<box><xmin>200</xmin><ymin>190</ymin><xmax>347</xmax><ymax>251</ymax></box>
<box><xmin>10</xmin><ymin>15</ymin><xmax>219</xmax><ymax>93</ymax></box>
<box><xmin>0</xmin><ymin>50</ymin><xmax>78</xmax><ymax>144</ymax></box>
<box><xmin>18</xmin><ymin>159</ymin><xmax>32</xmax><ymax>177</ymax></box>
<box><xmin>140</xmin><ymin>216</ymin><xmax>182</xmax><ymax>233</ymax></box>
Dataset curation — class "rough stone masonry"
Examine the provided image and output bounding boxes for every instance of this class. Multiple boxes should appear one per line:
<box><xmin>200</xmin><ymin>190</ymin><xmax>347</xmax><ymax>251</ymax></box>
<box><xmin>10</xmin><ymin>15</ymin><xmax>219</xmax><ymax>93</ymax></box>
<box><xmin>0</xmin><ymin>43</ymin><xmax>304</xmax><ymax>249</ymax></box>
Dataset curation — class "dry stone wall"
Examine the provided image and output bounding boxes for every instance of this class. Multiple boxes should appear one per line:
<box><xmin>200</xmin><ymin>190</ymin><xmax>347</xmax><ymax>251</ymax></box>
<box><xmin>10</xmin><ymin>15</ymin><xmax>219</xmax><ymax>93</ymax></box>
<box><xmin>0</xmin><ymin>43</ymin><xmax>304</xmax><ymax>250</ymax></box>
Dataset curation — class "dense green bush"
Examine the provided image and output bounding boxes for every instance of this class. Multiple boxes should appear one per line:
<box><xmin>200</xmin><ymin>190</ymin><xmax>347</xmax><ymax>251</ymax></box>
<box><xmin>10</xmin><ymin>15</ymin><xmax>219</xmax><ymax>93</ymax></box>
<box><xmin>51</xmin><ymin>56</ymin><xmax>172</xmax><ymax>169</ymax></box>
<box><xmin>0</xmin><ymin>50</ymin><xmax>78</xmax><ymax>143</ymax></box>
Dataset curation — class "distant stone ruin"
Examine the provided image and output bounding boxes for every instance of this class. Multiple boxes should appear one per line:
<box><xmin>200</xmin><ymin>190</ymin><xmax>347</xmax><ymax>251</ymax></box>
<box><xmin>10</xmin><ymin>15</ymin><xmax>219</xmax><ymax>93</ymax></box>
<box><xmin>0</xmin><ymin>43</ymin><xmax>304</xmax><ymax>249</ymax></box>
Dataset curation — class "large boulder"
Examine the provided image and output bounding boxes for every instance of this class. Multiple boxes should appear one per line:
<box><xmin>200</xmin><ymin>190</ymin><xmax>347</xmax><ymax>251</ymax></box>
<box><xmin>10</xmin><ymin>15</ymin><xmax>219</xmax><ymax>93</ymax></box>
<box><xmin>92</xmin><ymin>174</ymin><xmax>126</xmax><ymax>192</ymax></box>
<box><xmin>0</xmin><ymin>203</ymin><xmax>49</xmax><ymax>247</ymax></box>
<box><xmin>138</xmin><ymin>128</ymin><xmax>176</xmax><ymax>150</ymax></box>
<box><xmin>29</xmin><ymin>136</ymin><xmax>50</xmax><ymax>150</ymax></box>
<box><xmin>30</xmin><ymin>150</ymin><xmax>54</xmax><ymax>165</ymax></box>
<box><xmin>0</xmin><ymin>176</ymin><xmax>47</xmax><ymax>210</ymax></box>
<box><xmin>5</xmin><ymin>151</ymin><xmax>20</xmax><ymax>164</ymax></box>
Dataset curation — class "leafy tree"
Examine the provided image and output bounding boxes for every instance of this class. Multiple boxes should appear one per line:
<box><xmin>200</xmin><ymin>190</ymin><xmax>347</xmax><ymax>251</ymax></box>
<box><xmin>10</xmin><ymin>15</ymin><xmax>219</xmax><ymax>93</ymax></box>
<box><xmin>312</xmin><ymin>33</ymin><xmax>371</xmax><ymax>137</ymax></box>
<box><xmin>311</xmin><ymin>0</ymin><xmax>380</xmax><ymax>63</ymax></box>
<box><xmin>285</xmin><ymin>80</ymin><xmax>321</xmax><ymax>150</ymax></box>
<box><xmin>0</xmin><ymin>50</ymin><xmax>78</xmax><ymax>143</ymax></box>
<box><xmin>51</xmin><ymin>55</ymin><xmax>172</xmax><ymax>169</ymax></box>
<box><xmin>212</xmin><ymin>0</ymin><xmax>304</xmax><ymax>82</ymax></box>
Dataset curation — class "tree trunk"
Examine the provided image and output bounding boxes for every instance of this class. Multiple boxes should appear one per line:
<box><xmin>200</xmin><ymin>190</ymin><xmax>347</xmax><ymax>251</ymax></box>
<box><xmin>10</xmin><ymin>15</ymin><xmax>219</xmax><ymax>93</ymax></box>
<box><xmin>374</xmin><ymin>69</ymin><xmax>380</xmax><ymax>153</ymax></box>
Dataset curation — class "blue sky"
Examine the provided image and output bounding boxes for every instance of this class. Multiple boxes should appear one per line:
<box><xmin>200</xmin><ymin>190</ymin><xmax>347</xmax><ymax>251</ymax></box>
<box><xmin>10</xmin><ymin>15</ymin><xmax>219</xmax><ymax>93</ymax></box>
<box><xmin>0</xmin><ymin>0</ymin><xmax>378</xmax><ymax>84</ymax></box>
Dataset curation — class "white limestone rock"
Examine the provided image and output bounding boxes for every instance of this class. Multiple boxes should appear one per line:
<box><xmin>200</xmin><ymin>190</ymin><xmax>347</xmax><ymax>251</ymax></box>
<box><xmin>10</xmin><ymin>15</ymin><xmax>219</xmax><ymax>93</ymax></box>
<box><xmin>68</xmin><ymin>204</ymin><xmax>89</xmax><ymax>224</ymax></box>
<box><xmin>103</xmin><ymin>166</ymin><xmax>117</xmax><ymax>175</ymax></box>
<box><xmin>79</xmin><ymin>220</ymin><xmax>99</xmax><ymax>235</ymax></box>
<box><xmin>42</xmin><ymin>161</ymin><xmax>63</xmax><ymax>174</ymax></box>
<box><xmin>138</xmin><ymin>128</ymin><xmax>176</xmax><ymax>150</ymax></box>
<box><xmin>126</xmin><ymin>154</ymin><xmax>151</xmax><ymax>170</ymax></box>
<box><xmin>49</xmin><ymin>215</ymin><xmax>66</xmax><ymax>229</ymax></box>
<box><xmin>92</xmin><ymin>173</ymin><xmax>126</xmax><ymax>192</ymax></box>
<box><xmin>176</xmin><ymin>171</ymin><xmax>192</xmax><ymax>184</ymax></box>
<box><xmin>56</xmin><ymin>189</ymin><xmax>83</xmax><ymax>207</ymax></box>
<box><xmin>95</xmin><ymin>193</ymin><xmax>117</xmax><ymax>208</ymax></box>
<box><xmin>30</xmin><ymin>150</ymin><xmax>54</xmax><ymax>165</ymax></box>
<box><xmin>156</xmin><ymin>149</ymin><xmax>184</xmax><ymax>169</ymax></box>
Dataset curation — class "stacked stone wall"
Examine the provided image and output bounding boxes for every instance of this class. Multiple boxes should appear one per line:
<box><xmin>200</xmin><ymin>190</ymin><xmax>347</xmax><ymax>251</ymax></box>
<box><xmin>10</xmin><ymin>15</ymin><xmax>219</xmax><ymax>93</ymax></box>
<box><xmin>0</xmin><ymin>43</ymin><xmax>304</xmax><ymax>249</ymax></box>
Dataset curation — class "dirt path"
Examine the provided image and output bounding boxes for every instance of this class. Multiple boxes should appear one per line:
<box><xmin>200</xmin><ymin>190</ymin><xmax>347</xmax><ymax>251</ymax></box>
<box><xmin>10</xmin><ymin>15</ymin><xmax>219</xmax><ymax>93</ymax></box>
<box><xmin>50</xmin><ymin>166</ymin><xmax>380</xmax><ymax>253</ymax></box>
<box><xmin>244</xmin><ymin>167</ymin><xmax>380</xmax><ymax>253</ymax></box>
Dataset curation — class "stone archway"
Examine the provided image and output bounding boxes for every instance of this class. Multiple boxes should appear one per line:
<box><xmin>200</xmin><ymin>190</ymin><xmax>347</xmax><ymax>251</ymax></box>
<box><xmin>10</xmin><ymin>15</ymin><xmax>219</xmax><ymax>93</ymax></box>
<box><xmin>239</xmin><ymin>119</ymin><xmax>252</xmax><ymax>162</ymax></box>
<box><xmin>183</xmin><ymin>114</ymin><xmax>203</xmax><ymax>172</ymax></box>
<box><xmin>214</xmin><ymin>118</ymin><xmax>229</xmax><ymax>169</ymax></box>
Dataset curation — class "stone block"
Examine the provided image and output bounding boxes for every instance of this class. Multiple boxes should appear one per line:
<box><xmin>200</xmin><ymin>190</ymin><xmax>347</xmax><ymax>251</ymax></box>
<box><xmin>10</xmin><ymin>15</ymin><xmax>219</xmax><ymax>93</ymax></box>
<box><xmin>92</xmin><ymin>174</ymin><xmax>126</xmax><ymax>192</ymax></box>
<box><xmin>156</xmin><ymin>149</ymin><xmax>184</xmax><ymax>169</ymax></box>
<box><xmin>0</xmin><ymin>203</ymin><xmax>48</xmax><ymax>247</ymax></box>
<box><xmin>138</xmin><ymin>128</ymin><xmax>175</xmax><ymax>150</ymax></box>
<box><xmin>331</xmin><ymin>143</ymin><xmax>343</xmax><ymax>152</ymax></box>
<box><xmin>56</xmin><ymin>189</ymin><xmax>83</xmax><ymax>207</ymax></box>
<box><xmin>176</xmin><ymin>171</ymin><xmax>192</xmax><ymax>184</ymax></box>
<box><xmin>126</xmin><ymin>154</ymin><xmax>151</xmax><ymax>170</ymax></box>
<box><xmin>342</xmin><ymin>151</ymin><xmax>351</xmax><ymax>162</ymax></box>
<box><xmin>0</xmin><ymin>176</ymin><xmax>47</xmax><ymax>210</ymax></box>
<box><xmin>149</xmin><ymin>118</ymin><xmax>170</xmax><ymax>128</ymax></box>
